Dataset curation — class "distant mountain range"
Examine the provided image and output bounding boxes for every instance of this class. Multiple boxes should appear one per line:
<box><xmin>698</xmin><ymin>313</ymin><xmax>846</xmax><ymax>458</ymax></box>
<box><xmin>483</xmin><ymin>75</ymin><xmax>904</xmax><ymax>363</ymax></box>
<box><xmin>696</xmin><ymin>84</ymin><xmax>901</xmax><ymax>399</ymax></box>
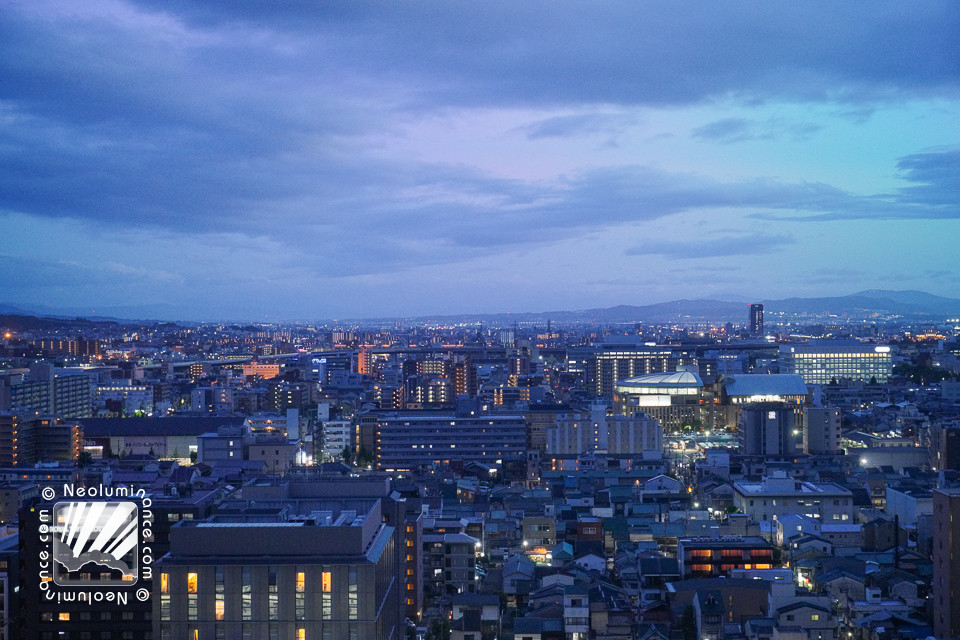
<box><xmin>385</xmin><ymin>290</ymin><xmax>960</xmax><ymax>325</ymax></box>
<box><xmin>2</xmin><ymin>290</ymin><xmax>959</xmax><ymax>326</ymax></box>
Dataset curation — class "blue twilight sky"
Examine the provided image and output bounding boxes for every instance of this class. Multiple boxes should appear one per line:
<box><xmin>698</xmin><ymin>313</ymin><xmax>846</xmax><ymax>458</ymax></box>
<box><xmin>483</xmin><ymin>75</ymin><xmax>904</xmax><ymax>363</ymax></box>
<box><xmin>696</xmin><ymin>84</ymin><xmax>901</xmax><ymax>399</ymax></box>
<box><xmin>1</xmin><ymin>1</ymin><xmax>959</xmax><ymax>321</ymax></box>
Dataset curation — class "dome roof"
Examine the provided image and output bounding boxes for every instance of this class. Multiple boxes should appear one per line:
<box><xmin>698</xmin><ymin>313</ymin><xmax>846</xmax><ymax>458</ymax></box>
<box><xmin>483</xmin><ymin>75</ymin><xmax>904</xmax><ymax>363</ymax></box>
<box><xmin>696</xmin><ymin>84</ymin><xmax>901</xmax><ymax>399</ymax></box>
<box><xmin>616</xmin><ymin>370</ymin><xmax>703</xmax><ymax>388</ymax></box>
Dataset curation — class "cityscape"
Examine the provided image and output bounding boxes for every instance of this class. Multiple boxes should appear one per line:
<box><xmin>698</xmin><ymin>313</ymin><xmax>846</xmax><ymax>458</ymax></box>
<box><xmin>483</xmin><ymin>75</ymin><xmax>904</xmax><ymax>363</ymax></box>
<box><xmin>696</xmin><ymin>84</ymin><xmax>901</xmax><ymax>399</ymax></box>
<box><xmin>2</xmin><ymin>2</ymin><xmax>960</xmax><ymax>640</ymax></box>
<box><xmin>3</xmin><ymin>299</ymin><xmax>960</xmax><ymax>640</ymax></box>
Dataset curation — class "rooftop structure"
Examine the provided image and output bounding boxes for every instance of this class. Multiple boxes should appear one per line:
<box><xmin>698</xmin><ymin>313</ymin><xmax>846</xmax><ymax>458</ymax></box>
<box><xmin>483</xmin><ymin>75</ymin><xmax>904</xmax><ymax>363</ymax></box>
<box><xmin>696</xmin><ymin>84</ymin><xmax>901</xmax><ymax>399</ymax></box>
<box><xmin>613</xmin><ymin>370</ymin><xmax>704</xmax><ymax>431</ymax></box>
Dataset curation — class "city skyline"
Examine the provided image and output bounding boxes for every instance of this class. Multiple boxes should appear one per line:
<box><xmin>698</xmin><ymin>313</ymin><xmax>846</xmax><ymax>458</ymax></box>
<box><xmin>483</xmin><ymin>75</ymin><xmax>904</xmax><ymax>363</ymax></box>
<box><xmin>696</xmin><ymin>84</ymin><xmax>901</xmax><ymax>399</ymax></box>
<box><xmin>1</xmin><ymin>1</ymin><xmax>959</xmax><ymax>320</ymax></box>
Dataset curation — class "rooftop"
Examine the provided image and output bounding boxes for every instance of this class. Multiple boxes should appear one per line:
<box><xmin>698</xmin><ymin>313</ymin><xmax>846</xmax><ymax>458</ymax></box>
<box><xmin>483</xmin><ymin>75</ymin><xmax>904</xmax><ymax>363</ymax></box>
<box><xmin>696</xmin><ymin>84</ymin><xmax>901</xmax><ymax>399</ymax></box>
<box><xmin>616</xmin><ymin>371</ymin><xmax>703</xmax><ymax>388</ymax></box>
<box><xmin>723</xmin><ymin>374</ymin><xmax>808</xmax><ymax>397</ymax></box>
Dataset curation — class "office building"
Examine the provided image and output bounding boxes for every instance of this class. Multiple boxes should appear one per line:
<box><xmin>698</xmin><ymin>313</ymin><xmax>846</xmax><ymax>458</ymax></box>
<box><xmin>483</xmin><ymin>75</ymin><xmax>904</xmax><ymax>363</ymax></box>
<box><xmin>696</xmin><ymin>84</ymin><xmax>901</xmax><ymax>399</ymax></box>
<box><xmin>933</xmin><ymin>488</ymin><xmax>960</xmax><ymax>639</ymax></box>
<box><xmin>374</xmin><ymin>411</ymin><xmax>526</xmax><ymax>472</ymax></box>
<box><xmin>732</xmin><ymin>472</ymin><xmax>853</xmax><ymax>524</ymax></box>
<box><xmin>546</xmin><ymin>403</ymin><xmax>661</xmax><ymax>456</ymax></box>
<box><xmin>718</xmin><ymin>373</ymin><xmax>809</xmax><ymax>429</ymax></box>
<box><xmin>778</xmin><ymin>344</ymin><xmax>893</xmax><ymax>384</ymax></box>
<box><xmin>95</xmin><ymin>380</ymin><xmax>154</xmax><ymax>415</ymax></box>
<box><xmin>197</xmin><ymin>425</ymin><xmax>245</xmax><ymax>465</ymax></box>
<box><xmin>191</xmin><ymin>386</ymin><xmax>235</xmax><ymax>413</ymax></box>
<box><xmin>738</xmin><ymin>404</ymin><xmax>801</xmax><ymax>457</ymax></box>
<box><xmin>303</xmin><ymin>352</ymin><xmax>354</xmax><ymax>384</ymax></box>
<box><xmin>155</xmin><ymin>501</ymin><xmax>400</xmax><ymax>640</ymax></box>
<box><xmin>0</xmin><ymin>532</ymin><xmax>18</xmax><ymax>640</ymax></box>
<box><xmin>802</xmin><ymin>406</ymin><xmax>841</xmax><ymax>455</ymax></box>
<box><xmin>750</xmin><ymin>303</ymin><xmax>764</xmax><ymax>336</ymax></box>
<box><xmin>568</xmin><ymin>344</ymin><xmax>677</xmax><ymax>398</ymax></box>
<box><xmin>241</xmin><ymin>361</ymin><xmax>282</xmax><ymax>379</ymax></box>
<box><xmin>929</xmin><ymin>422</ymin><xmax>960</xmax><ymax>472</ymax></box>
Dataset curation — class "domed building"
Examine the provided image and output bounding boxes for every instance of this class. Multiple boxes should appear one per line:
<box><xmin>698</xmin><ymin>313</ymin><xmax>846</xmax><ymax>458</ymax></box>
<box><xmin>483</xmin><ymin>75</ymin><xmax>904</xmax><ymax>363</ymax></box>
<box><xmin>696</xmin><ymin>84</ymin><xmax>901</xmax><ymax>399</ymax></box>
<box><xmin>613</xmin><ymin>369</ymin><xmax>705</xmax><ymax>432</ymax></box>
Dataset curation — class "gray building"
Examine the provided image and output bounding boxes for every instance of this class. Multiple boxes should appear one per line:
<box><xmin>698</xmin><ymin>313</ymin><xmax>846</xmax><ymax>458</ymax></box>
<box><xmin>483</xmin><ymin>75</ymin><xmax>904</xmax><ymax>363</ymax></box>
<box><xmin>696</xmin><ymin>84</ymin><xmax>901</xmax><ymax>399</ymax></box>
<box><xmin>801</xmin><ymin>407</ymin><xmax>841</xmax><ymax>454</ymax></box>
<box><xmin>155</xmin><ymin>500</ymin><xmax>400</xmax><ymax>640</ymax></box>
<box><xmin>738</xmin><ymin>404</ymin><xmax>800</xmax><ymax>457</ymax></box>
<box><xmin>375</xmin><ymin>410</ymin><xmax>525</xmax><ymax>472</ymax></box>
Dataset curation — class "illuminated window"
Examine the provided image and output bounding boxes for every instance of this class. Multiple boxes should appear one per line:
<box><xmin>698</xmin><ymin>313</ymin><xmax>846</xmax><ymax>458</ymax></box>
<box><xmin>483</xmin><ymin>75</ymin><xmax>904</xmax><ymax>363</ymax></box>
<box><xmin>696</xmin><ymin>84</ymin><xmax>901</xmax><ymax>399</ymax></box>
<box><xmin>296</xmin><ymin>572</ymin><xmax>306</xmax><ymax>593</ymax></box>
<box><xmin>215</xmin><ymin>600</ymin><xmax>225</xmax><ymax>621</ymax></box>
<box><xmin>298</xmin><ymin>630</ymin><xmax>305</xmax><ymax>640</ymax></box>
<box><xmin>811</xmin><ymin>615</ymin><xmax>819</xmax><ymax>621</ymax></box>
<box><xmin>322</xmin><ymin>571</ymin><xmax>332</xmax><ymax>593</ymax></box>
<box><xmin>187</xmin><ymin>572</ymin><xmax>198</xmax><ymax>593</ymax></box>
<box><xmin>160</xmin><ymin>573</ymin><xmax>169</xmax><ymax>594</ymax></box>
<box><xmin>59</xmin><ymin>613</ymin><xmax>70</xmax><ymax>621</ymax></box>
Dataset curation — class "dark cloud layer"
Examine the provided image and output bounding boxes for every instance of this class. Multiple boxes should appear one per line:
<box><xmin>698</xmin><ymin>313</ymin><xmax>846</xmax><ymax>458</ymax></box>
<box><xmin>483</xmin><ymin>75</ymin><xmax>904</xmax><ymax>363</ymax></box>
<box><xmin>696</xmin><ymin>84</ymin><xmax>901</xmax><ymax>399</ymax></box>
<box><xmin>125</xmin><ymin>1</ymin><xmax>960</xmax><ymax>107</ymax></box>
<box><xmin>1</xmin><ymin>1</ymin><xmax>959</xmax><ymax>316</ymax></box>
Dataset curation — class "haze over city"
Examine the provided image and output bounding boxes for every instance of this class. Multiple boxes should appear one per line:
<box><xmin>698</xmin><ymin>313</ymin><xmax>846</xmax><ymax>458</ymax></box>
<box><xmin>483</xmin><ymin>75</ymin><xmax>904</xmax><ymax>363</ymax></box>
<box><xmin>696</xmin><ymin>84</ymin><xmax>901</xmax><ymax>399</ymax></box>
<box><xmin>1</xmin><ymin>1</ymin><xmax>958</xmax><ymax>320</ymax></box>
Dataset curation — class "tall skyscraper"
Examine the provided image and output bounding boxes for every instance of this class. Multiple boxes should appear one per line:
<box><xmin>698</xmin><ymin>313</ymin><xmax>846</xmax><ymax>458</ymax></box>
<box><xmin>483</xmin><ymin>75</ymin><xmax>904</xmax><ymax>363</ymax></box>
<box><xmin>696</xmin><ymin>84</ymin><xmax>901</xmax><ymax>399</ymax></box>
<box><xmin>932</xmin><ymin>488</ymin><xmax>960</xmax><ymax>639</ymax></box>
<box><xmin>749</xmin><ymin>303</ymin><xmax>764</xmax><ymax>336</ymax></box>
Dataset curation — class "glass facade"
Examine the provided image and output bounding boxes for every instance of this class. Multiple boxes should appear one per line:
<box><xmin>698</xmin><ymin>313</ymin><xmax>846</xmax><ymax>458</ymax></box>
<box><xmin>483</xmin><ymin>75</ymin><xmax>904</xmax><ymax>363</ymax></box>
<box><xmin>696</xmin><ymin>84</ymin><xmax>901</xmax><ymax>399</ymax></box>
<box><xmin>779</xmin><ymin>345</ymin><xmax>893</xmax><ymax>384</ymax></box>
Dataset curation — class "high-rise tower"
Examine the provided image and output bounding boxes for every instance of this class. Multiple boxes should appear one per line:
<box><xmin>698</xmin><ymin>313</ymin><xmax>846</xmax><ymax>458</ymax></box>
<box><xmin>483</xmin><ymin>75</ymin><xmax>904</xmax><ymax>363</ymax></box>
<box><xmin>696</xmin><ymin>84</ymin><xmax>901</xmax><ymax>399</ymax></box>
<box><xmin>933</xmin><ymin>488</ymin><xmax>960</xmax><ymax>639</ymax></box>
<box><xmin>749</xmin><ymin>303</ymin><xmax>764</xmax><ymax>336</ymax></box>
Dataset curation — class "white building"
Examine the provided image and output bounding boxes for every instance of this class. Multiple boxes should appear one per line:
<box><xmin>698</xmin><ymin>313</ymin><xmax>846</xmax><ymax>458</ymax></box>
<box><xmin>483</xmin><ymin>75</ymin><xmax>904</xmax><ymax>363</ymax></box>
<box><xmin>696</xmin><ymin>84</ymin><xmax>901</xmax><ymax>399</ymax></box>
<box><xmin>778</xmin><ymin>344</ymin><xmax>893</xmax><ymax>384</ymax></box>
<box><xmin>322</xmin><ymin>419</ymin><xmax>352</xmax><ymax>461</ymax></box>
<box><xmin>733</xmin><ymin>472</ymin><xmax>853</xmax><ymax>525</ymax></box>
<box><xmin>547</xmin><ymin>403</ymin><xmax>661</xmax><ymax>455</ymax></box>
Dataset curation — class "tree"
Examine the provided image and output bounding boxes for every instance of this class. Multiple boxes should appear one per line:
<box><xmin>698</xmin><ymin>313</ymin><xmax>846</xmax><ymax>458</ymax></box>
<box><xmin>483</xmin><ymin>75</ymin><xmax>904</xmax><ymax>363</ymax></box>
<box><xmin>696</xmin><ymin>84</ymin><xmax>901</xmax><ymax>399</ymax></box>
<box><xmin>356</xmin><ymin>445</ymin><xmax>373</xmax><ymax>467</ymax></box>
<box><xmin>341</xmin><ymin>445</ymin><xmax>353</xmax><ymax>465</ymax></box>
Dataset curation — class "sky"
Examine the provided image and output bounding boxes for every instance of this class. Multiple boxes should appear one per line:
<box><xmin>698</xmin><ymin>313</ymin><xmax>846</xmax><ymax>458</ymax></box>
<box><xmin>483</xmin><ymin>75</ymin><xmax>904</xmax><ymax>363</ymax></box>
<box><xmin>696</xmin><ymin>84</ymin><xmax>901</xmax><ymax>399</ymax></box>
<box><xmin>1</xmin><ymin>1</ymin><xmax>959</xmax><ymax>321</ymax></box>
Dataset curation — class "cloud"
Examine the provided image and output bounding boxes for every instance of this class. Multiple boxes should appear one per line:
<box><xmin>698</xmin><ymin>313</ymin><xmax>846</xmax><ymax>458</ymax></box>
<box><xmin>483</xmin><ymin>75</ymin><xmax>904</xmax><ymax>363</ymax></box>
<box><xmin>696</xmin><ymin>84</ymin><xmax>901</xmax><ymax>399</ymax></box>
<box><xmin>751</xmin><ymin>147</ymin><xmax>960</xmax><ymax>221</ymax></box>
<box><xmin>116</xmin><ymin>1</ymin><xmax>960</xmax><ymax>108</ymax></box>
<box><xmin>1</xmin><ymin>1</ymin><xmax>959</xmax><ymax>317</ymax></box>
<box><xmin>625</xmin><ymin>233</ymin><xmax>795</xmax><ymax>259</ymax></box>
<box><xmin>692</xmin><ymin>117</ymin><xmax>823</xmax><ymax>143</ymax></box>
<box><xmin>0</xmin><ymin>254</ymin><xmax>183</xmax><ymax>291</ymax></box>
<box><xmin>894</xmin><ymin>147</ymin><xmax>960</xmax><ymax>206</ymax></box>
<box><xmin>522</xmin><ymin>113</ymin><xmax>638</xmax><ymax>139</ymax></box>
